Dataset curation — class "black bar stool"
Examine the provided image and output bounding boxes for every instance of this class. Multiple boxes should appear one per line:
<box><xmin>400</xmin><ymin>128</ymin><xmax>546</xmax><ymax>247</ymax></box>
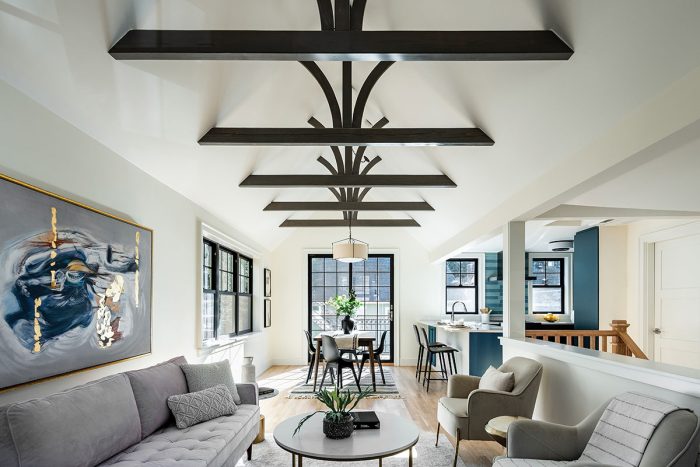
<box><xmin>412</xmin><ymin>324</ymin><xmax>446</xmax><ymax>381</ymax></box>
<box><xmin>420</xmin><ymin>327</ymin><xmax>458</xmax><ymax>392</ymax></box>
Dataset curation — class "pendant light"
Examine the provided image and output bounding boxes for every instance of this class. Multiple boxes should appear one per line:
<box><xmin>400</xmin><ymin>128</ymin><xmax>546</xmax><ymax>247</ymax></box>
<box><xmin>332</xmin><ymin>216</ymin><xmax>368</xmax><ymax>263</ymax></box>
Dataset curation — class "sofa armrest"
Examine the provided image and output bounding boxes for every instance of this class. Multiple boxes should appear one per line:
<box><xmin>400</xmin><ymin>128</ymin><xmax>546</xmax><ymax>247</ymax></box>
<box><xmin>447</xmin><ymin>375</ymin><xmax>480</xmax><ymax>399</ymax></box>
<box><xmin>507</xmin><ymin>419</ymin><xmax>582</xmax><ymax>460</ymax></box>
<box><xmin>236</xmin><ymin>383</ymin><xmax>259</xmax><ymax>406</ymax></box>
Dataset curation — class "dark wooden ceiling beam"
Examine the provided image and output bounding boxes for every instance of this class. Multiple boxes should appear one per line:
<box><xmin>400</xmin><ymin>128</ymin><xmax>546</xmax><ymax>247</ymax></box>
<box><xmin>199</xmin><ymin>127</ymin><xmax>493</xmax><ymax>146</ymax></box>
<box><xmin>109</xmin><ymin>30</ymin><xmax>573</xmax><ymax>61</ymax></box>
<box><xmin>280</xmin><ymin>219</ymin><xmax>420</xmax><ymax>227</ymax></box>
<box><xmin>241</xmin><ymin>174</ymin><xmax>456</xmax><ymax>188</ymax></box>
<box><xmin>264</xmin><ymin>201</ymin><xmax>434</xmax><ymax>211</ymax></box>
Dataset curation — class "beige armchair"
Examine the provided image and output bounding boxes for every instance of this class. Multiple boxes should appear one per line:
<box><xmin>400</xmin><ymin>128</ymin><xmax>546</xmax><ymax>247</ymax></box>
<box><xmin>436</xmin><ymin>357</ymin><xmax>543</xmax><ymax>466</ymax></box>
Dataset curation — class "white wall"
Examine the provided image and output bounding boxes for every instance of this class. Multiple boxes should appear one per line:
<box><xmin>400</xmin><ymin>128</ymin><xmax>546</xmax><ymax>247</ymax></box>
<box><xmin>598</xmin><ymin>225</ymin><xmax>628</xmax><ymax>329</ymax></box>
<box><xmin>0</xmin><ymin>81</ymin><xmax>271</xmax><ymax>405</ymax></box>
<box><xmin>268</xmin><ymin>228</ymin><xmax>443</xmax><ymax>367</ymax></box>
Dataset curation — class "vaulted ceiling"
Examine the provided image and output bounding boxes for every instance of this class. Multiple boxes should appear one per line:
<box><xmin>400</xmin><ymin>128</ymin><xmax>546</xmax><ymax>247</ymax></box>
<box><xmin>1</xmin><ymin>0</ymin><xmax>699</xmax><ymax>253</ymax></box>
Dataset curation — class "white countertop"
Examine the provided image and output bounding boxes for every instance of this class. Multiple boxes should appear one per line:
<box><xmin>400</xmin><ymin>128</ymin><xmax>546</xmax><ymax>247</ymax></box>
<box><xmin>417</xmin><ymin>320</ymin><xmax>503</xmax><ymax>333</ymax></box>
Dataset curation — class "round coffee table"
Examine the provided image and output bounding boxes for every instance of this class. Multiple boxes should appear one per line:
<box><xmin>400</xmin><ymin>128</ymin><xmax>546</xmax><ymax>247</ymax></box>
<box><xmin>485</xmin><ymin>415</ymin><xmax>529</xmax><ymax>447</ymax></box>
<box><xmin>274</xmin><ymin>411</ymin><xmax>419</xmax><ymax>466</ymax></box>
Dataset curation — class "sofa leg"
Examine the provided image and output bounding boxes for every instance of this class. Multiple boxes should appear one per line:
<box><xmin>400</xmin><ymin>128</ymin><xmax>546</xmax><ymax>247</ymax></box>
<box><xmin>435</xmin><ymin>423</ymin><xmax>440</xmax><ymax>447</ymax></box>
<box><xmin>247</xmin><ymin>443</ymin><xmax>253</xmax><ymax>461</ymax></box>
<box><xmin>452</xmin><ymin>428</ymin><xmax>460</xmax><ymax>467</ymax></box>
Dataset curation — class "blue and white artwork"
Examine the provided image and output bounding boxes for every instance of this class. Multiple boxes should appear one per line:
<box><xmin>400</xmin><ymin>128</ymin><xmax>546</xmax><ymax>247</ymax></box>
<box><xmin>0</xmin><ymin>174</ymin><xmax>152</xmax><ymax>390</ymax></box>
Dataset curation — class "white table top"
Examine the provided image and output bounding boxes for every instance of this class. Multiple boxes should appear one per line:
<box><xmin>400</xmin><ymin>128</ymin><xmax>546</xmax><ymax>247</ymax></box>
<box><xmin>273</xmin><ymin>411</ymin><xmax>420</xmax><ymax>461</ymax></box>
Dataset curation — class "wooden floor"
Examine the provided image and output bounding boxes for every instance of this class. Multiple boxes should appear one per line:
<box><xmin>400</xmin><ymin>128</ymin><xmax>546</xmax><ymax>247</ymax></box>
<box><xmin>257</xmin><ymin>365</ymin><xmax>503</xmax><ymax>466</ymax></box>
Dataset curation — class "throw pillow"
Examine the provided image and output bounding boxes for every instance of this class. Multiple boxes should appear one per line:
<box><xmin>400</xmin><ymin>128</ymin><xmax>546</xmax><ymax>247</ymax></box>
<box><xmin>167</xmin><ymin>384</ymin><xmax>237</xmax><ymax>429</ymax></box>
<box><xmin>478</xmin><ymin>366</ymin><xmax>515</xmax><ymax>392</ymax></box>
<box><xmin>181</xmin><ymin>359</ymin><xmax>241</xmax><ymax>404</ymax></box>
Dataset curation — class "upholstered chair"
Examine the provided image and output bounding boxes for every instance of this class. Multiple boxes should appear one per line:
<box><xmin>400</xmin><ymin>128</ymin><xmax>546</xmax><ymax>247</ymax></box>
<box><xmin>496</xmin><ymin>397</ymin><xmax>700</xmax><ymax>467</ymax></box>
<box><xmin>436</xmin><ymin>357</ymin><xmax>543</xmax><ymax>467</ymax></box>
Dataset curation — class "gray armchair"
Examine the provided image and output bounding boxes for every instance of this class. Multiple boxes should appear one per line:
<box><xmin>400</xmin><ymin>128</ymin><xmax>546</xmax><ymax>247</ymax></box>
<box><xmin>497</xmin><ymin>398</ymin><xmax>700</xmax><ymax>467</ymax></box>
<box><xmin>436</xmin><ymin>357</ymin><xmax>543</xmax><ymax>467</ymax></box>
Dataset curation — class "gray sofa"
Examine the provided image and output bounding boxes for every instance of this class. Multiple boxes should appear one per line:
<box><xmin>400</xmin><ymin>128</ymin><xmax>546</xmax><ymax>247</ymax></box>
<box><xmin>0</xmin><ymin>356</ymin><xmax>260</xmax><ymax>467</ymax></box>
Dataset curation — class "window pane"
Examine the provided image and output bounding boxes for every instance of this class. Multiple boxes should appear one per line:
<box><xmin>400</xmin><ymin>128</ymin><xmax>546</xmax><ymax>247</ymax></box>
<box><xmin>336</xmin><ymin>286</ymin><xmax>349</xmax><ymax>297</ymax></box>
<box><xmin>378</xmin><ymin>287</ymin><xmax>390</xmax><ymax>302</ymax></box>
<box><xmin>446</xmin><ymin>273</ymin><xmax>460</xmax><ymax>286</ymax></box>
<box><xmin>461</xmin><ymin>261</ymin><xmax>475</xmax><ymax>274</ymax></box>
<box><xmin>337</xmin><ymin>273</ymin><xmax>350</xmax><ymax>287</ymax></box>
<box><xmin>311</xmin><ymin>257</ymin><xmax>325</xmax><ymax>272</ymax></box>
<box><xmin>460</xmin><ymin>274</ymin><xmax>475</xmax><ymax>286</ymax></box>
<box><xmin>352</xmin><ymin>272</ymin><xmax>366</xmax><ymax>288</ymax></box>
<box><xmin>446</xmin><ymin>288</ymin><xmax>476</xmax><ymax>313</ymax></box>
<box><xmin>324</xmin><ymin>258</ymin><xmax>336</xmax><ymax>272</ymax></box>
<box><xmin>238</xmin><ymin>295</ymin><xmax>252</xmax><ymax>333</ymax></box>
<box><xmin>532</xmin><ymin>288</ymin><xmax>562</xmax><ymax>312</ymax></box>
<box><xmin>378</xmin><ymin>273</ymin><xmax>391</xmax><ymax>287</ymax></box>
<box><xmin>366</xmin><ymin>257</ymin><xmax>378</xmax><ymax>272</ymax></box>
<box><xmin>325</xmin><ymin>287</ymin><xmax>337</xmax><ymax>301</ymax></box>
<box><xmin>203</xmin><ymin>243</ymin><xmax>212</xmax><ymax>267</ymax></box>
<box><xmin>324</xmin><ymin>273</ymin><xmax>337</xmax><ymax>287</ymax></box>
<box><xmin>378</xmin><ymin>257</ymin><xmax>391</xmax><ymax>272</ymax></box>
<box><xmin>546</xmin><ymin>274</ymin><xmax>561</xmax><ymax>286</ymax></box>
<box><xmin>228</xmin><ymin>254</ymin><xmax>233</xmax><ymax>272</ymax></box>
<box><xmin>203</xmin><ymin>267</ymin><xmax>212</xmax><ymax>290</ymax></box>
<box><xmin>533</xmin><ymin>274</ymin><xmax>546</xmax><ymax>286</ymax></box>
<box><xmin>336</xmin><ymin>261</ymin><xmax>349</xmax><ymax>272</ymax></box>
<box><xmin>239</xmin><ymin>276</ymin><xmax>249</xmax><ymax>294</ymax></box>
<box><xmin>312</xmin><ymin>273</ymin><xmax>324</xmax><ymax>286</ymax></box>
<box><xmin>202</xmin><ymin>292</ymin><xmax>215</xmax><ymax>341</ymax></box>
<box><xmin>312</xmin><ymin>287</ymin><xmax>324</xmax><ymax>302</ymax></box>
<box><xmin>546</xmin><ymin>261</ymin><xmax>561</xmax><ymax>273</ymax></box>
<box><xmin>532</xmin><ymin>261</ymin><xmax>545</xmax><ymax>274</ymax></box>
<box><xmin>240</xmin><ymin>257</ymin><xmax>250</xmax><ymax>276</ymax></box>
<box><xmin>446</xmin><ymin>261</ymin><xmax>460</xmax><ymax>274</ymax></box>
<box><xmin>217</xmin><ymin>294</ymin><xmax>235</xmax><ymax>336</ymax></box>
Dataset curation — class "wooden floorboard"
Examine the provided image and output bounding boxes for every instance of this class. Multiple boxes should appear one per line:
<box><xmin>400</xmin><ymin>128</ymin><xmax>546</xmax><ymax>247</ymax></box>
<box><xmin>257</xmin><ymin>365</ymin><xmax>503</xmax><ymax>466</ymax></box>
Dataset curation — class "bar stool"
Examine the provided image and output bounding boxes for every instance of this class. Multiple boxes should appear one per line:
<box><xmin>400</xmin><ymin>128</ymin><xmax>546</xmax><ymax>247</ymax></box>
<box><xmin>420</xmin><ymin>327</ymin><xmax>458</xmax><ymax>393</ymax></box>
<box><xmin>412</xmin><ymin>324</ymin><xmax>446</xmax><ymax>381</ymax></box>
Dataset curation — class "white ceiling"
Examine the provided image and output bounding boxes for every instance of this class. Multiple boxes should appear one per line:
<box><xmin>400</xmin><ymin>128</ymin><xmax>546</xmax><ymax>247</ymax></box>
<box><xmin>1</xmin><ymin>0</ymin><xmax>699</xmax><ymax>252</ymax></box>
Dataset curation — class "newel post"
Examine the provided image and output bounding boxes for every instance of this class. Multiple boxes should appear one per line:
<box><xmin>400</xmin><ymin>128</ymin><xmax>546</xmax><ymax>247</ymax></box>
<box><xmin>610</xmin><ymin>320</ymin><xmax>631</xmax><ymax>356</ymax></box>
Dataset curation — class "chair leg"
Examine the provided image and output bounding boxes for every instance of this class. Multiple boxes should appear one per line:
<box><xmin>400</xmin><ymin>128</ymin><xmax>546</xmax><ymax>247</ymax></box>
<box><xmin>435</xmin><ymin>423</ymin><xmax>440</xmax><ymax>447</ymax></box>
<box><xmin>338</xmin><ymin>367</ymin><xmax>343</xmax><ymax>389</ymax></box>
<box><xmin>416</xmin><ymin>347</ymin><xmax>423</xmax><ymax>379</ymax></box>
<box><xmin>451</xmin><ymin>352</ymin><xmax>458</xmax><ymax>375</ymax></box>
<box><xmin>377</xmin><ymin>355</ymin><xmax>386</xmax><ymax>385</ymax></box>
<box><xmin>439</xmin><ymin>353</ymin><xmax>447</xmax><ymax>379</ymax></box>
<box><xmin>453</xmin><ymin>428</ymin><xmax>461</xmax><ymax>467</ymax></box>
<box><xmin>306</xmin><ymin>354</ymin><xmax>315</xmax><ymax>384</ymax></box>
<box><xmin>247</xmin><ymin>443</ymin><xmax>253</xmax><ymax>461</ymax></box>
<box><xmin>350</xmin><ymin>363</ymin><xmax>362</xmax><ymax>392</ymax></box>
<box><xmin>319</xmin><ymin>364</ymin><xmax>329</xmax><ymax>389</ymax></box>
<box><xmin>358</xmin><ymin>356</ymin><xmax>366</xmax><ymax>382</ymax></box>
<box><xmin>426</xmin><ymin>351</ymin><xmax>432</xmax><ymax>392</ymax></box>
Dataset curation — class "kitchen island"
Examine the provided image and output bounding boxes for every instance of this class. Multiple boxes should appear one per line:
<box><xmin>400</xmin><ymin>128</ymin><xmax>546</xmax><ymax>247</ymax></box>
<box><xmin>417</xmin><ymin>320</ymin><xmax>503</xmax><ymax>376</ymax></box>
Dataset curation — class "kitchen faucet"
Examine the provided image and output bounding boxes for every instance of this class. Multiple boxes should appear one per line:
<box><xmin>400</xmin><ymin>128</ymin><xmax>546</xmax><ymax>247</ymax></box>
<box><xmin>451</xmin><ymin>301</ymin><xmax>468</xmax><ymax>323</ymax></box>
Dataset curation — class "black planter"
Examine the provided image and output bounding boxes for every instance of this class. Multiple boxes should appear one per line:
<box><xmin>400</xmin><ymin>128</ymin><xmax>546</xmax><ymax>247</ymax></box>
<box><xmin>323</xmin><ymin>414</ymin><xmax>354</xmax><ymax>439</ymax></box>
<box><xmin>341</xmin><ymin>315</ymin><xmax>354</xmax><ymax>334</ymax></box>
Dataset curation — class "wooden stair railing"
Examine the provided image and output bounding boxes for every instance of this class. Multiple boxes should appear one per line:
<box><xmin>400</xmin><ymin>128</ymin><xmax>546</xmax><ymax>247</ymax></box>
<box><xmin>525</xmin><ymin>320</ymin><xmax>648</xmax><ymax>359</ymax></box>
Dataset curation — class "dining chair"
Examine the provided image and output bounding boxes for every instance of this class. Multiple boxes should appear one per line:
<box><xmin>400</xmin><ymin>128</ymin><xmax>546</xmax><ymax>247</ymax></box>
<box><xmin>319</xmin><ymin>335</ymin><xmax>362</xmax><ymax>392</ymax></box>
<box><xmin>304</xmin><ymin>330</ymin><xmax>333</xmax><ymax>385</ymax></box>
<box><xmin>358</xmin><ymin>330</ymin><xmax>387</xmax><ymax>384</ymax></box>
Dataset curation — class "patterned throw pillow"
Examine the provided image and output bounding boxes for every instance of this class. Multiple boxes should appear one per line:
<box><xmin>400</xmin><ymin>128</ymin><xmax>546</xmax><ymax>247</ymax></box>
<box><xmin>180</xmin><ymin>360</ymin><xmax>241</xmax><ymax>405</ymax></box>
<box><xmin>167</xmin><ymin>384</ymin><xmax>237</xmax><ymax>429</ymax></box>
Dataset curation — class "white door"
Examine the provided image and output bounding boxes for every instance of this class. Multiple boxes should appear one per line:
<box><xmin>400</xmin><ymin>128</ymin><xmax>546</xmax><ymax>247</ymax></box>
<box><xmin>653</xmin><ymin>233</ymin><xmax>700</xmax><ymax>368</ymax></box>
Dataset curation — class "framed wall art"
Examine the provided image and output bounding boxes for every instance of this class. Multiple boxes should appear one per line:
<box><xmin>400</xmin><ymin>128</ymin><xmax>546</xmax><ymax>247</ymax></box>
<box><xmin>264</xmin><ymin>268</ymin><xmax>271</xmax><ymax>297</ymax></box>
<box><xmin>264</xmin><ymin>299</ymin><xmax>271</xmax><ymax>328</ymax></box>
<box><xmin>0</xmin><ymin>173</ymin><xmax>153</xmax><ymax>390</ymax></box>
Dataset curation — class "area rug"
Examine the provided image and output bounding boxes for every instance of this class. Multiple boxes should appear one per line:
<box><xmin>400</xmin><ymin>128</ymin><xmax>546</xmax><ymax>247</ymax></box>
<box><xmin>287</xmin><ymin>366</ymin><xmax>401</xmax><ymax>399</ymax></box>
<box><xmin>237</xmin><ymin>433</ymin><xmax>466</xmax><ymax>467</ymax></box>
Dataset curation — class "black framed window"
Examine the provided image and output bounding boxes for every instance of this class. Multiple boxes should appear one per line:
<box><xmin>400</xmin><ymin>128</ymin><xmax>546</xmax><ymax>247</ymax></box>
<box><xmin>446</xmin><ymin>259</ymin><xmax>478</xmax><ymax>314</ymax></box>
<box><xmin>531</xmin><ymin>258</ymin><xmax>565</xmax><ymax>313</ymax></box>
<box><xmin>308</xmin><ymin>254</ymin><xmax>394</xmax><ymax>362</ymax></box>
<box><xmin>202</xmin><ymin>239</ymin><xmax>253</xmax><ymax>343</ymax></box>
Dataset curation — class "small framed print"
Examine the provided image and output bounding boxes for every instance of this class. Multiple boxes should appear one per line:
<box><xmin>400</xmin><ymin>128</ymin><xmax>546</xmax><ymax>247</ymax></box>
<box><xmin>264</xmin><ymin>299</ymin><xmax>272</xmax><ymax>328</ymax></box>
<box><xmin>264</xmin><ymin>268</ymin><xmax>271</xmax><ymax>297</ymax></box>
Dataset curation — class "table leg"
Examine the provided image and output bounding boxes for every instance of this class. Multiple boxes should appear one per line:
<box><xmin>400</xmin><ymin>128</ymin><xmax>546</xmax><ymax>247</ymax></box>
<box><xmin>312</xmin><ymin>344</ymin><xmax>321</xmax><ymax>392</ymax></box>
<box><xmin>369</xmin><ymin>345</ymin><xmax>377</xmax><ymax>391</ymax></box>
<box><xmin>379</xmin><ymin>458</ymin><xmax>382</xmax><ymax>467</ymax></box>
<box><xmin>292</xmin><ymin>452</ymin><xmax>296</xmax><ymax>467</ymax></box>
<box><xmin>408</xmin><ymin>447</ymin><xmax>413</xmax><ymax>467</ymax></box>
<box><xmin>299</xmin><ymin>455</ymin><xmax>303</xmax><ymax>467</ymax></box>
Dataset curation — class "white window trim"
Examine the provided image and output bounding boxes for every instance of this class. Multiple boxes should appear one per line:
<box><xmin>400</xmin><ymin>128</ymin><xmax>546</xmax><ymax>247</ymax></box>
<box><xmin>527</xmin><ymin>252</ymin><xmax>573</xmax><ymax>315</ymax></box>
<box><xmin>442</xmin><ymin>253</ymin><xmax>486</xmax><ymax>317</ymax></box>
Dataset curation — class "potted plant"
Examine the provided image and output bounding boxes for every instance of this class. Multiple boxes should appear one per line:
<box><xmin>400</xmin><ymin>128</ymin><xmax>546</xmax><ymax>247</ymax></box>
<box><xmin>293</xmin><ymin>387</ymin><xmax>372</xmax><ymax>439</ymax></box>
<box><xmin>325</xmin><ymin>289</ymin><xmax>362</xmax><ymax>334</ymax></box>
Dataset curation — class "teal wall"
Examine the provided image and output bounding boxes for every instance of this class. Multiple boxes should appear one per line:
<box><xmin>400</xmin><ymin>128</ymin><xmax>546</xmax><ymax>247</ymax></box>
<box><xmin>573</xmin><ymin>227</ymin><xmax>599</xmax><ymax>330</ymax></box>
<box><xmin>485</xmin><ymin>253</ymin><xmax>503</xmax><ymax>312</ymax></box>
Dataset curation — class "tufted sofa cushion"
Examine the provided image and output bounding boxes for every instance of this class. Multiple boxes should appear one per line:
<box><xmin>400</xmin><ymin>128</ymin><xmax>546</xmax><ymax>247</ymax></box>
<box><xmin>99</xmin><ymin>404</ymin><xmax>259</xmax><ymax>467</ymax></box>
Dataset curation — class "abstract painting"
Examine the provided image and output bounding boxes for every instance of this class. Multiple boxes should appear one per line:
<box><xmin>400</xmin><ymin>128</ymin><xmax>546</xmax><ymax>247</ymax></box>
<box><xmin>0</xmin><ymin>174</ymin><xmax>152</xmax><ymax>390</ymax></box>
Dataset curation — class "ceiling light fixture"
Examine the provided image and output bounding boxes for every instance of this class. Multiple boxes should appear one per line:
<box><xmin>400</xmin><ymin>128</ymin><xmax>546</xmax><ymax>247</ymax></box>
<box><xmin>332</xmin><ymin>217</ymin><xmax>368</xmax><ymax>263</ymax></box>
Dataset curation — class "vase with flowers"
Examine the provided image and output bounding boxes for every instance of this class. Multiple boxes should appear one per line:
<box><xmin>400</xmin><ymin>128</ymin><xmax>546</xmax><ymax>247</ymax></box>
<box><xmin>326</xmin><ymin>289</ymin><xmax>362</xmax><ymax>334</ymax></box>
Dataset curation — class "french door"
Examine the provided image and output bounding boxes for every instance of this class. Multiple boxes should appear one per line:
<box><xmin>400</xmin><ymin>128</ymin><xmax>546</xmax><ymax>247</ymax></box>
<box><xmin>308</xmin><ymin>254</ymin><xmax>395</xmax><ymax>362</ymax></box>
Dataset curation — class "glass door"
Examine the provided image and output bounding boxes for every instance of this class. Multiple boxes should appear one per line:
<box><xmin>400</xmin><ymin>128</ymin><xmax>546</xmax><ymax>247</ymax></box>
<box><xmin>308</xmin><ymin>254</ymin><xmax>394</xmax><ymax>362</ymax></box>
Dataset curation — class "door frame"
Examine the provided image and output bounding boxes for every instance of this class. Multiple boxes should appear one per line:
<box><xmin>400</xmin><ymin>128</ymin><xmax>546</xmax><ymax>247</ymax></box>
<box><xmin>638</xmin><ymin>221</ymin><xmax>700</xmax><ymax>357</ymax></box>
<box><xmin>303</xmin><ymin>249</ymin><xmax>400</xmax><ymax>363</ymax></box>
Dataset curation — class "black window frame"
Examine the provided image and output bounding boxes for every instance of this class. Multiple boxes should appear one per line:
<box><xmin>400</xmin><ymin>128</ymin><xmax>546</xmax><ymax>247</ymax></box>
<box><xmin>202</xmin><ymin>239</ymin><xmax>253</xmax><ymax>343</ymax></box>
<box><xmin>531</xmin><ymin>257</ymin><xmax>565</xmax><ymax>314</ymax></box>
<box><xmin>445</xmin><ymin>258</ymin><xmax>479</xmax><ymax>314</ymax></box>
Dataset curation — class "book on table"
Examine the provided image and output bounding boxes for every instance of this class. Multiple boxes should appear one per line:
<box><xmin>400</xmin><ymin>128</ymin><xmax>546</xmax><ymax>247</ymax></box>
<box><xmin>351</xmin><ymin>411</ymin><xmax>380</xmax><ymax>429</ymax></box>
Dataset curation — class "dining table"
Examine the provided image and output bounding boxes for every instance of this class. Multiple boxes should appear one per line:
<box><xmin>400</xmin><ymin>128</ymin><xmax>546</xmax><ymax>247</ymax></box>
<box><xmin>312</xmin><ymin>331</ymin><xmax>377</xmax><ymax>392</ymax></box>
